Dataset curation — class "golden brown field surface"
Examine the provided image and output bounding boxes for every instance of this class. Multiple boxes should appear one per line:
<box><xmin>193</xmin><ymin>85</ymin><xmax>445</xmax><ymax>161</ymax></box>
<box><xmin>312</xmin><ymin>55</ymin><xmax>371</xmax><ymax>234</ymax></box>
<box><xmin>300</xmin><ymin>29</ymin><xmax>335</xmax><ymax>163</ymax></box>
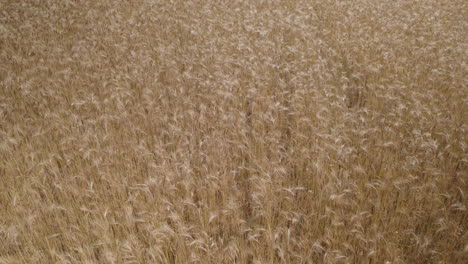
<box><xmin>0</xmin><ymin>0</ymin><xmax>467</xmax><ymax>263</ymax></box>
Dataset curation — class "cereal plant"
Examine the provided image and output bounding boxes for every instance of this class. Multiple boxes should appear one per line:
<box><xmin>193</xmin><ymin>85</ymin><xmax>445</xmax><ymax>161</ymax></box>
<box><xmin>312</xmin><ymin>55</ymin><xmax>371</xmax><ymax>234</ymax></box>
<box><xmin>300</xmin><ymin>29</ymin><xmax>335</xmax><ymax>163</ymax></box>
<box><xmin>0</xmin><ymin>0</ymin><xmax>466</xmax><ymax>263</ymax></box>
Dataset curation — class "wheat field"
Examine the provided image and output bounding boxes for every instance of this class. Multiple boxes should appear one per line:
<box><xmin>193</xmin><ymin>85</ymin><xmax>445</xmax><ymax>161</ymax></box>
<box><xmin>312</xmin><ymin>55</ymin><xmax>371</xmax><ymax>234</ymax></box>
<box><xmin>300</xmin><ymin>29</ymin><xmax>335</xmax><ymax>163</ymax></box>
<box><xmin>0</xmin><ymin>0</ymin><xmax>467</xmax><ymax>263</ymax></box>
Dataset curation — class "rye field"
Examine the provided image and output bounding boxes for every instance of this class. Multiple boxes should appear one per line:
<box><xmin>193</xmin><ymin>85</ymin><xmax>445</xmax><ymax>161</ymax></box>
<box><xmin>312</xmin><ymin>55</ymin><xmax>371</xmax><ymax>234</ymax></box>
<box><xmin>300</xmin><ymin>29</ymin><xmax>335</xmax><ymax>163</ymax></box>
<box><xmin>0</xmin><ymin>0</ymin><xmax>467</xmax><ymax>263</ymax></box>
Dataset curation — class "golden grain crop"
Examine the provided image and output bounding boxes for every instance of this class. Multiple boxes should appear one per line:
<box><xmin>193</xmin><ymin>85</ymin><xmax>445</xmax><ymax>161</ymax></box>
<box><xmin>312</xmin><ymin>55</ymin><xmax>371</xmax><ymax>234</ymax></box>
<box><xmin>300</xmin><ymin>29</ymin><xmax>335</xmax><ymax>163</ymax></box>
<box><xmin>0</xmin><ymin>0</ymin><xmax>467</xmax><ymax>263</ymax></box>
